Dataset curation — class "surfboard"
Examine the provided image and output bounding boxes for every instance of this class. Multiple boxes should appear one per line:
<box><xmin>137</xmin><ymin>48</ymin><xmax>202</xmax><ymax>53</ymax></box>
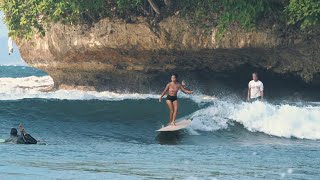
<box><xmin>0</xmin><ymin>139</ymin><xmax>6</xmax><ymax>143</ymax></box>
<box><xmin>156</xmin><ymin>119</ymin><xmax>192</xmax><ymax>132</ymax></box>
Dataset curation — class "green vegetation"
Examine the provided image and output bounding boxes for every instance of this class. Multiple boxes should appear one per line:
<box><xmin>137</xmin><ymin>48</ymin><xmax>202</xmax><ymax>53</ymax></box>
<box><xmin>176</xmin><ymin>0</ymin><xmax>277</xmax><ymax>37</ymax></box>
<box><xmin>0</xmin><ymin>0</ymin><xmax>145</xmax><ymax>39</ymax></box>
<box><xmin>1</xmin><ymin>0</ymin><xmax>110</xmax><ymax>38</ymax></box>
<box><xmin>287</xmin><ymin>0</ymin><xmax>320</xmax><ymax>29</ymax></box>
<box><xmin>0</xmin><ymin>0</ymin><xmax>319</xmax><ymax>39</ymax></box>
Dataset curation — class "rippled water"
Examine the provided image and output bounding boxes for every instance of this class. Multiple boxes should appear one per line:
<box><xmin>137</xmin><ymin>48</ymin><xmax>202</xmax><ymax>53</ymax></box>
<box><xmin>0</xmin><ymin>66</ymin><xmax>319</xmax><ymax>179</ymax></box>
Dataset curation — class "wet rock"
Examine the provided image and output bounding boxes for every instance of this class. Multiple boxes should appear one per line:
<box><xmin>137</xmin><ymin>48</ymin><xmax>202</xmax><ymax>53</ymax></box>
<box><xmin>16</xmin><ymin>17</ymin><xmax>320</xmax><ymax>92</ymax></box>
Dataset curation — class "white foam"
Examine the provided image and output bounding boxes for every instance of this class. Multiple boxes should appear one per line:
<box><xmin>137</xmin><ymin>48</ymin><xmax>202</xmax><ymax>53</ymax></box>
<box><xmin>188</xmin><ymin>99</ymin><xmax>320</xmax><ymax>140</ymax></box>
<box><xmin>0</xmin><ymin>76</ymin><xmax>158</xmax><ymax>100</ymax></box>
<box><xmin>2</xmin><ymin>75</ymin><xmax>320</xmax><ymax>140</ymax></box>
<box><xmin>0</xmin><ymin>76</ymin><xmax>218</xmax><ymax>102</ymax></box>
<box><xmin>189</xmin><ymin>102</ymin><xmax>230</xmax><ymax>132</ymax></box>
<box><xmin>179</xmin><ymin>92</ymin><xmax>217</xmax><ymax>104</ymax></box>
<box><xmin>230</xmin><ymin>101</ymin><xmax>320</xmax><ymax>139</ymax></box>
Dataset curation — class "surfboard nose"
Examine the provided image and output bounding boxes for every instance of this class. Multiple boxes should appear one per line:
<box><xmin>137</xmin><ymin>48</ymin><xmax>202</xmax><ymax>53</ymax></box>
<box><xmin>156</xmin><ymin>119</ymin><xmax>191</xmax><ymax>132</ymax></box>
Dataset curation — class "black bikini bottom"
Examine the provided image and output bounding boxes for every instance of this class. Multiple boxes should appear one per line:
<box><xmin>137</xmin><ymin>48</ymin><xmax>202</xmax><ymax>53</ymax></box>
<box><xmin>166</xmin><ymin>95</ymin><xmax>178</xmax><ymax>102</ymax></box>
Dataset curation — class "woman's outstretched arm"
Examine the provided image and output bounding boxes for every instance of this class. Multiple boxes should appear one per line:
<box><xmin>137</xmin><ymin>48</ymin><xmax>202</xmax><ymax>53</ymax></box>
<box><xmin>159</xmin><ymin>83</ymin><xmax>170</xmax><ymax>102</ymax></box>
<box><xmin>180</xmin><ymin>84</ymin><xmax>193</xmax><ymax>94</ymax></box>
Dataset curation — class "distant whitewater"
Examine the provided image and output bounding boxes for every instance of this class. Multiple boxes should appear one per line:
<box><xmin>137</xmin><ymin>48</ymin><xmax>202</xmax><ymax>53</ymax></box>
<box><xmin>0</xmin><ymin>65</ymin><xmax>319</xmax><ymax>179</ymax></box>
<box><xmin>0</xmin><ymin>66</ymin><xmax>319</xmax><ymax>140</ymax></box>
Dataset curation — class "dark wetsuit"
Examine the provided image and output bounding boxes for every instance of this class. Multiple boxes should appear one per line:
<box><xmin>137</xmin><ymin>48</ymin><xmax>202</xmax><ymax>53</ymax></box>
<box><xmin>166</xmin><ymin>95</ymin><xmax>178</xmax><ymax>102</ymax></box>
<box><xmin>5</xmin><ymin>135</ymin><xmax>25</xmax><ymax>144</ymax></box>
<box><xmin>5</xmin><ymin>133</ymin><xmax>37</xmax><ymax>144</ymax></box>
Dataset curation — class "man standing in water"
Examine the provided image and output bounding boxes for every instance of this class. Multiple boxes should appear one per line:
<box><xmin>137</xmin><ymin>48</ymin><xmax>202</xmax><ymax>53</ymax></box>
<box><xmin>5</xmin><ymin>124</ymin><xmax>37</xmax><ymax>144</ymax></box>
<box><xmin>247</xmin><ymin>72</ymin><xmax>264</xmax><ymax>101</ymax></box>
<box><xmin>159</xmin><ymin>74</ymin><xmax>193</xmax><ymax>126</ymax></box>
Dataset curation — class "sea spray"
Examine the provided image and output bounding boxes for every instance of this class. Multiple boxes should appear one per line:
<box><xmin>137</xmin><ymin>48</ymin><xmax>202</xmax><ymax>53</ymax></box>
<box><xmin>230</xmin><ymin>101</ymin><xmax>320</xmax><ymax>139</ymax></box>
<box><xmin>0</xmin><ymin>75</ymin><xmax>217</xmax><ymax>101</ymax></box>
<box><xmin>1</xmin><ymin>75</ymin><xmax>320</xmax><ymax>140</ymax></box>
<box><xmin>188</xmin><ymin>99</ymin><xmax>320</xmax><ymax>140</ymax></box>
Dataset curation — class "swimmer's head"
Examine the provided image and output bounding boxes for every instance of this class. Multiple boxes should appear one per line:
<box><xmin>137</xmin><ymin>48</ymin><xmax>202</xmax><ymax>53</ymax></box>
<box><xmin>10</xmin><ymin>128</ymin><xmax>18</xmax><ymax>136</ymax></box>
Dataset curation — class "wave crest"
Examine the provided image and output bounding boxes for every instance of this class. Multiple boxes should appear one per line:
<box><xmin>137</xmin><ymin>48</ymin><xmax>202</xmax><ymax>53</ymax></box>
<box><xmin>2</xmin><ymin>75</ymin><xmax>320</xmax><ymax>140</ymax></box>
<box><xmin>189</xmin><ymin>100</ymin><xmax>320</xmax><ymax>140</ymax></box>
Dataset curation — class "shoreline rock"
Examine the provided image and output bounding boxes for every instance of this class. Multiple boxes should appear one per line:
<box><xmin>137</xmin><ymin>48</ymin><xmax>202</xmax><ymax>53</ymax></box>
<box><xmin>16</xmin><ymin>16</ymin><xmax>320</xmax><ymax>92</ymax></box>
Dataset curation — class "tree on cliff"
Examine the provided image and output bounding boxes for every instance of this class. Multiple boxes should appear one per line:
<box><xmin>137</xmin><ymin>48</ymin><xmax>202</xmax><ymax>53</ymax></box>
<box><xmin>0</xmin><ymin>0</ymin><xmax>319</xmax><ymax>39</ymax></box>
<box><xmin>287</xmin><ymin>0</ymin><xmax>320</xmax><ymax>30</ymax></box>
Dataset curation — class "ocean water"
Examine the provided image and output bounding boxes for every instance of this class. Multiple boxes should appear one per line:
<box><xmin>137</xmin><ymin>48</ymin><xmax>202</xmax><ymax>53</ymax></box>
<box><xmin>0</xmin><ymin>66</ymin><xmax>319</xmax><ymax>179</ymax></box>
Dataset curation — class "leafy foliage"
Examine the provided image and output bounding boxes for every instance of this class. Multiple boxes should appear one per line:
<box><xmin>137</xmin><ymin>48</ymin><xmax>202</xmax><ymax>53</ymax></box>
<box><xmin>218</xmin><ymin>0</ymin><xmax>271</xmax><ymax>32</ymax></box>
<box><xmin>176</xmin><ymin>0</ymin><xmax>274</xmax><ymax>37</ymax></box>
<box><xmin>287</xmin><ymin>0</ymin><xmax>320</xmax><ymax>29</ymax></box>
<box><xmin>0</xmin><ymin>0</ymin><xmax>319</xmax><ymax>39</ymax></box>
<box><xmin>0</xmin><ymin>0</ymin><xmax>144</xmax><ymax>39</ymax></box>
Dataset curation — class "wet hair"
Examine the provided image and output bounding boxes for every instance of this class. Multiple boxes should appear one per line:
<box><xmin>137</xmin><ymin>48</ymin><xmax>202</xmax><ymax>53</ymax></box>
<box><xmin>172</xmin><ymin>74</ymin><xmax>178</xmax><ymax>79</ymax></box>
<box><xmin>171</xmin><ymin>74</ymin><xmax>179</xmax><ymax>82</ymax></box>
<box><xmin>10</xmin><ymin>128</ymin><xmax>18</xmax><ymax>136</ymax></box>
<box><xmin>252</xmin><ymin>72</ymin><xmax>258</xmax><ymax>77</ymax></box>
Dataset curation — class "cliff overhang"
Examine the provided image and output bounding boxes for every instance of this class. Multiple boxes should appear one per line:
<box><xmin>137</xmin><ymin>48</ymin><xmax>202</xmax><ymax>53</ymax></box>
<box><xmin>16</xmin><ymin>16</ymin><xmax>320</xmax><ymax>92</ymax></box>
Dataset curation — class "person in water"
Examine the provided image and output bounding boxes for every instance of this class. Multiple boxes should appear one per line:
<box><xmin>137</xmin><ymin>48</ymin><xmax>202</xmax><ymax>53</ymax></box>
<box><xmin>5</xmin><ymin>124</ymin><xmax>37</xmax><ymax>144</ymax></box>
<box><xmin>247</xmin><ymin>72</ymin><xmax>264</xmax><ymax>101</ymax></box>
<box><xmin>159</xmin><ymin>74</ymin><xmax>193</xmax><ymax>125</ymax></box>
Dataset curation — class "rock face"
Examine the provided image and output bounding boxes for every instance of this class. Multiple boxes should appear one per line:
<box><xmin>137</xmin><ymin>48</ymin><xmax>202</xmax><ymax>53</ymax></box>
<box><xmin>17</xmin><ymin>16</ymin><xmax>320</xmax><ymax>92</ymax></box>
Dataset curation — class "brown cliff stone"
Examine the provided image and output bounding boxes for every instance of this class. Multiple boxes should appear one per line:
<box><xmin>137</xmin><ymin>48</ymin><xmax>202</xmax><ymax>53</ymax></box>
<box><xmin>16</xmin><ymin>16</ymin><xmax>320</xmax><ymax>92</ymax></box>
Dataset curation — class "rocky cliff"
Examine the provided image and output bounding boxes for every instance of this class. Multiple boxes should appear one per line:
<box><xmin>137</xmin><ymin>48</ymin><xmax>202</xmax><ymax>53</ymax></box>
<box><xmin>17</xmin><ymin>15</ymin><xmax>320</xmax><ymax>92</ymax></box>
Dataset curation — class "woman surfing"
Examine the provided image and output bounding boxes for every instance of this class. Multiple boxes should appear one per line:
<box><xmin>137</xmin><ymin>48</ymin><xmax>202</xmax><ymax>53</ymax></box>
<box><xmin>159</xmin><ymin>74</ymin><xmax>193</xmax><ymax>126</ymax></box>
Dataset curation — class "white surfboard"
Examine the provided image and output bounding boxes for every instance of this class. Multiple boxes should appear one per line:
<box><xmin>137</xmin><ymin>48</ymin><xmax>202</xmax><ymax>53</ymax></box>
<box><xmin>0</xmin><ymin>139</ymin><xmax>5</xmax><ymax>143</ymax></box>
<box><xmin>156</xmin><ymin>119</ymin><xmax>192</xmax><ymax>132</ymax></box>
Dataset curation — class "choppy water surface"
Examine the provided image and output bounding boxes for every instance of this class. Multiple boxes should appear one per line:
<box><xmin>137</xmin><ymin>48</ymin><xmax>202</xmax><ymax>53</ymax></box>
<box><xmin>0</xmin><ymin>66</ymin><xmax>319</xmax><ymax>179</ymax></box>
